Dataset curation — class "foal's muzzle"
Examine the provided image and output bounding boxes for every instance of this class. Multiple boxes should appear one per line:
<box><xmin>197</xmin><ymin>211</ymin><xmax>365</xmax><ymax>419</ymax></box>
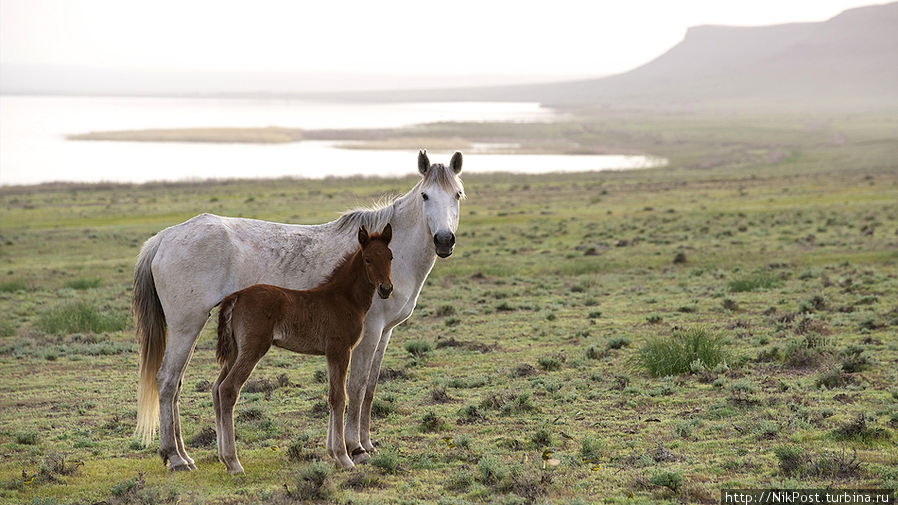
<box><xmin>378</xmin><ymin>283</ymin><xmax>393</xmax><ymax>299</ymax></box>
<box><xmin>433</xmin><ymin>231</ymin><xmax>456</xmax><ymax>258</ymax></box>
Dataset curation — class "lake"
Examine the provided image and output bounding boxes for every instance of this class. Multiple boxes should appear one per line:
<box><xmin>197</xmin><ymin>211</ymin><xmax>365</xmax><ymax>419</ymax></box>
<box><xmin>0</xmin><ymin>96</ymin><xmax>664</xmax><ymax>186</ymax></box>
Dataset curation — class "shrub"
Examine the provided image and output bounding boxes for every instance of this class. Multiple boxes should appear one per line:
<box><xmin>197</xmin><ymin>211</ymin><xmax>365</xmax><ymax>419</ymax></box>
<box><xmin>370</xmin><ymin>451</ymin><xmax>400</xmax><ymax>474</ymax></box>
<box><xmin>580</xmin><ymin>436</ymin><xmax>602</xmax><ymax>461</ymax></box>
<box><xmin>15</xmin><ymin>431</ymin><xmax>39</xmax><ymax>445</ymax></box>
<box><xmin>477</xmin><ymin>456</ymin><xmax>510</xmax><ymax>488</ymax></box>
<box><xmin>420</xmin><ymin>411</ymin><xmax>444</xmax><ymax>432</ymax></box>
<box><xmin>405</xmin><ymin>340</ymin><xmax>432</xmax><ymax>357</ymax></box>
<box><xmin>37</xmin><ymin>301</ymin><xmax>128</xmax><ymax>335</ymax></box>
<box><xmin>0</xmin><ymin>280</ymin><xmax>27</xmax><ymax>293</ymax></box>
<box><xmin>65</xmin><ymin>278</ymin><xmax>101</xmax><ymax>290</ymax></box>
<box><xmin>0</xmin><ymin>319</ymin><xmax>16</xmax><ymax>337</ymax></box>
<box><xmin>291</xmin><ymin>462</ymin><xmax>332</xmax><ymax>500</ymax></box>
<box><xmin>537</xmin><ymin>355</ymin><xmax>562</xmax><ymax>371</ymax></box>
<box><xmin>637</xmin><ymin>327</ymin><xmax>728</xmax><ymax>377</ymax></box>
<box><xmin>531</xmin><ymin>428</ymin><xmax>552</xmax><ymax>448</ymax></box>
<box><xmin>435</xmin><ymin>304</ymin><xmax>457</xmax><ymax>317</ymax></box>
<box><xmin>607</xmin><ymin>337</ymin><xmax>631</xmax><ymax>349</ymax></box>
<box><xmin>648</xmin><ymin>470</ymin><xmax>683</xmax><ymax>493</ymax></box>
<box><xmin>286</xmin><ymin>432</ymin><xmax>317</xmax><ymax>462</ymax></box>
<box><xmin>727</xmin><ymin>272</ymin><xmax>780</xmax><ymax>292</ymax></box>
<box><xmin>774</xmin><ymin>445</ymin><xmax>807</xmax><ymax>476</ymax></box>
<box><xmin>832</xmin><ymin>413</ymin><xmax>890</xmax><ymax>443</ymax></box>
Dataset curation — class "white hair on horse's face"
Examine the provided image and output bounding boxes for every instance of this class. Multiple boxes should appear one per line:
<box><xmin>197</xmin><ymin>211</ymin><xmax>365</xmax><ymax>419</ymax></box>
<box><xmin>416</xmin><ymin>152</ymin><xmax>464</xmax><ymax>258</ymax></box>
<box><xmin>336</xmin><ymin>151</ymin><xmax>464</xmax><ymax>258</ymax></box>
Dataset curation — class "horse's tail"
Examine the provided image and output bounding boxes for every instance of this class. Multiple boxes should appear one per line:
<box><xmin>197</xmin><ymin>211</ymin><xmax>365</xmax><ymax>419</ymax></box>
<box><xmin>133</xmin><ymin>233</ymin><xmax>166</xmax><ymax>447</ymax></box>
<box><xmin>217</xmin><ymin>294</ymin><xmax>238</xmax><ymax>367</ymax></box>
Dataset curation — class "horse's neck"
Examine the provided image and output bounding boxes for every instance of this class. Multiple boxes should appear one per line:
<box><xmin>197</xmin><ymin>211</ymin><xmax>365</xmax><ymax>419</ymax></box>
<box><xmin>391</xmin><ymin>199</ymin><xmax>437</xmax><ymax>285</ymax></box>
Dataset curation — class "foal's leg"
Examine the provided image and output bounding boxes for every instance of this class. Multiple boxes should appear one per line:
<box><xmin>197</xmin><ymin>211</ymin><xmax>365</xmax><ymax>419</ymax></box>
<box><xmin>327</xmin><ymin>351</ymin><xmax>354</xmax><ymax>470</ymax></box>
<box><xmin>156</xmin><ymin>315</ymin><xmax>206</xmax><ymax>471</ymax></box>
<box><xmin>344</xmin><ymin>322</ymin><xmax>382</xmax><ymax>460</ymax></box>
<box><xmin>217</xmin><ymin>341</ymin><xmax>270</xmax><ymax>474</ymax></box>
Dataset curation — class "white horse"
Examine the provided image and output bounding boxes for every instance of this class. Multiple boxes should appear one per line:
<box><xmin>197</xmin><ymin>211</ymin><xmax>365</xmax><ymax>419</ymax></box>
<box><xmin>134</xmin><ymin>150</ymin><xmax>464</xmax><ymax>471</ymax></box>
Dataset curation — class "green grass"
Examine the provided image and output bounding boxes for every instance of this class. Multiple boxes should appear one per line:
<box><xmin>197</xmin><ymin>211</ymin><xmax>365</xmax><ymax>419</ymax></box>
<box><xmin>35</xmin><ymin>300</ymin><xmax>129</xmax><ymax>335</ymax></box>
<box><xmin>1</xmin><ymin>109</ymin><xmax>897</xmax><ymax>504</ymax></box>
<box><xmin>637</xmin><ymin>327</ymin><xmax>728</xmax><ymax>377</ymax></box>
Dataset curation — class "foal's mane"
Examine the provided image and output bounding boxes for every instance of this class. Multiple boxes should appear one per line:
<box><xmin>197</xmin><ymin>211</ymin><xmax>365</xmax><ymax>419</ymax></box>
<box><xmin>321</xmin><ymin>231</ymin><xmax>390</xmax><ymax>286</ymax></box>
<box><xmin>334</xmin><ymin>162</ymin><xmax>465</xmax><ymax>232</ymax></box>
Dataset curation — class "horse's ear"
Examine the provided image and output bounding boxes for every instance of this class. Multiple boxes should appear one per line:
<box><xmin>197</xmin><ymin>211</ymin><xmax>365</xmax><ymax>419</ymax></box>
<box><xmin>418</xmin><ymin>150</ymin><xmax>430</xmax><ymax>175</ymax></box>
<box><xmin>381</xmin><ymin>223</ymin><xmax>392</xmax><ymax>244</ymax></box>
<box><xmin>358</xmin><ymin>225</ymin><xmax>370</xmax><ymax>247</ymax></box>
<box><xmin>450</xmin><ymin>151</ymin><xmax>463</xmax><ymax>174</ymax></box>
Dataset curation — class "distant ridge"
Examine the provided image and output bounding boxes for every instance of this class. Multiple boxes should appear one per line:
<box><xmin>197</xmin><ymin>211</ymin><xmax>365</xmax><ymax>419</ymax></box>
<box><xmin>324</xmin><ymin>2</ymin><xmax>898</xmax><ymax>111</ymax></box>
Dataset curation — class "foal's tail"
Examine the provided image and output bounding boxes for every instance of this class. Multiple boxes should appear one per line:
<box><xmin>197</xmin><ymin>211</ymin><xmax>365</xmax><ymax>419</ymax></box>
<box><xmin>133</xmin><ymin>233</ymin><xmax>166</xmax><ymax>446</ymax></box>
<box><xmin>216</xmin><ymin>294</ymin><xmax>238</xmax><ymax>367</ymax></box>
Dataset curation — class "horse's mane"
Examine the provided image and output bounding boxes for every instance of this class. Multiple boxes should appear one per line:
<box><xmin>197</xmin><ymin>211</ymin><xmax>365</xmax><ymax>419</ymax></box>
<box><xmin>334</xmin><ymin>162</ymin><xmax>464</xmax><ymax>232</ymax></box>
<box><xmin>334</xmin><ymin>195</ymin><xmax>398</xmax><ymax>233</ymax></box>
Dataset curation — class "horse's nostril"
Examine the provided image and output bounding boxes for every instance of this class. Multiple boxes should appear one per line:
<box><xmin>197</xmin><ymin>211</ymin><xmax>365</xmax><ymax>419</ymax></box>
<box><xmin>434</xmin><ymin>232</ymin><xmax>456</xmax><ymax>247</ymax></box>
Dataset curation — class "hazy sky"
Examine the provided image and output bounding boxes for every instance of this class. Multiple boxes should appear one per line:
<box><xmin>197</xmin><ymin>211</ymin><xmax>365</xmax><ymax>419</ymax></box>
<box><xmin>0</xmin><ymin>0</ymin><xmax>881</xmax><ymax>90</ymax></box>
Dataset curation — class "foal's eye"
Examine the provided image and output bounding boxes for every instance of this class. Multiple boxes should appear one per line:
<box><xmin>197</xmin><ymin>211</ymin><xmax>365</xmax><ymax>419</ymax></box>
<box><xmin>421</xmin><ymin>192</ymin><xmax>429</xmax><ymax>201</ymax></box>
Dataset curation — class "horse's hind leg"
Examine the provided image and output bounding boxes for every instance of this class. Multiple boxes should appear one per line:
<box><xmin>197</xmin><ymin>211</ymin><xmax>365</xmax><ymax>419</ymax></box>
<box><xmin>172</xmin><ymin>349</ymin><xmax>197</xmax><ymax>469</ymax></box>
<box><xmin>156</xmin><ymin>316</ymin><xmax>206</xmax><ymax>471</ymax></box>
<box><xmin>212</xmin><ymin>365</ymin><xmax>230</xmax><ymax>463</ymax></box>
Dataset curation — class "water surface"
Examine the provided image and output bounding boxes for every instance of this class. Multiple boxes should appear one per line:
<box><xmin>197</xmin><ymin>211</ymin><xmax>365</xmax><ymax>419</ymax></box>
<box><xmin>0</xmin><ymin>96</ymin><xmax>663</xmax><ymax>185</ymax></box>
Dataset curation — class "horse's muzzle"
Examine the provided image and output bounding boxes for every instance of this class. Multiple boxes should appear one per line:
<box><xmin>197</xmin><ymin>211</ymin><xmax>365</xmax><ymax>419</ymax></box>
<box><xmin>434</xmin><ymin>232</ymin><xmax>455</xmax><ymax>258</ymax></box>
<box><xmin>378</xmin><ymin>284</ymin><xmax>393</xmax><ymax>299</ymax></box>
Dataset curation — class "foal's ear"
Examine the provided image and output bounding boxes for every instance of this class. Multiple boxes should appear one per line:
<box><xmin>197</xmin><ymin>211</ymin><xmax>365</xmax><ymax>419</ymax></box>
<box><xmin>418</xmin><ymin>149</ymin><xmax>430</xmax><ymax>175</ymax></box>
<box><xmin>450</xmin><ymin>151</ymin><xmax>463</xmax><ymax>174</ymax></box>
<box><xmin>381</xmin><ymin>223</ymin><xmax>392</xmax><ymax>244</ymax></box>
<box><xmin>358</xmin><ymin>225</ymin><xmax>370</xmax><ymax>246</ymax></box>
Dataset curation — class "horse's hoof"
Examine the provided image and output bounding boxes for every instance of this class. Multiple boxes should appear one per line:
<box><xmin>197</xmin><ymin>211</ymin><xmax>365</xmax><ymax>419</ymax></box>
<box><xmin>188</xmin><ymin>463</ymin><xmax>198</xmax><ymax>470</ymax></box>
<box><xmin>169</xmin><ymin>463</ymin><xmax>192</xmax><ymax>472</ymax></box>
<box><xmin>362</xmin><ymin>441</ymin><xmax>378</xmax><ymax>454</ymax></box>
<box><xmin>227</xmin><ymin>466</ymin><xmax>245</xmax><ymax>475</ymax></box>
<box><xmin>350</xmin><ymin>449</ymin><xmax>369</xmax><ymax>465</ymax></box>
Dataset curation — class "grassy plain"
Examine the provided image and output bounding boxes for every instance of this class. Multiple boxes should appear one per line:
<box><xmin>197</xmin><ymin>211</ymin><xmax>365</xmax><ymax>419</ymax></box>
<box><xmin>1</xmin><ymin>111</ymin><xmax>897</xmax><ymax>504</ymax></box>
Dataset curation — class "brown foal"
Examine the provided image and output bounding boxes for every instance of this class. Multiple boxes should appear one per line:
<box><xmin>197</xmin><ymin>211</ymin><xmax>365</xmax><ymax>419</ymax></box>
<box><xmin>214</xmin><ymin>224</ymin><xmax>393</xmax><ymax>473</ymax></box>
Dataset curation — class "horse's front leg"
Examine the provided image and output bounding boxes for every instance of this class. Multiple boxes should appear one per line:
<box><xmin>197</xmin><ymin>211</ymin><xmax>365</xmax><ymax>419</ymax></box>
<box><xmin>327</xmin><ymin>351</ymin><xmax>354</xmax><ymax>470</ymax></box>
<box><xmin>359</xmin><ymin>327</ymin><xmax>393</xmax><ymax>453</ymax></box>
<box><xmin>344</xmin><ymin>321</ymin><xmax>383</xmax><ymax>462</ymax></box>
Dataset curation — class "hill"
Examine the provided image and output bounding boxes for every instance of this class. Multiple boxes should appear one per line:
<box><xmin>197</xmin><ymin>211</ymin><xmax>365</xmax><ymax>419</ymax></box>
<box><xmin>331</xmin><ymin>2</ymin><xmax>898</xmax><ymax>111</ymax></box>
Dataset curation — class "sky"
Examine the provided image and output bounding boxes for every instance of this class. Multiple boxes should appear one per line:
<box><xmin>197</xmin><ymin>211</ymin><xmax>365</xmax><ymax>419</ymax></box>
<box><xmin>0</xmin><ymin>0</ymin><xmax>883</xmax><ymax>92</ymax></box>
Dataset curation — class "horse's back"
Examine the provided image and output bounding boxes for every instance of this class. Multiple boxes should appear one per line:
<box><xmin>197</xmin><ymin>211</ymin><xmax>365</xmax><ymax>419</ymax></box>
<box><xmin>149</xmin><ymin>214</ymin><xmax>336</xmax><ymax>321</ymax></box>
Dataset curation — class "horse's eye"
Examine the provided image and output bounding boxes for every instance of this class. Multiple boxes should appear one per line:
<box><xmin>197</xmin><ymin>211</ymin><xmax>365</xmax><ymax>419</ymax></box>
<box><xmin>455</xmin><ymin>192</ymin><xmax>461</xmax><ymax>200</ymax></box>
<box><xmin>364</xmin><ymin>258</ymin><xmax>371</xmax><ymax>264</ymax></box>
<box><xmin>422</xmin><ymin>192</ymin><xmax>429</xmax><ymax>201</ymax></box>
